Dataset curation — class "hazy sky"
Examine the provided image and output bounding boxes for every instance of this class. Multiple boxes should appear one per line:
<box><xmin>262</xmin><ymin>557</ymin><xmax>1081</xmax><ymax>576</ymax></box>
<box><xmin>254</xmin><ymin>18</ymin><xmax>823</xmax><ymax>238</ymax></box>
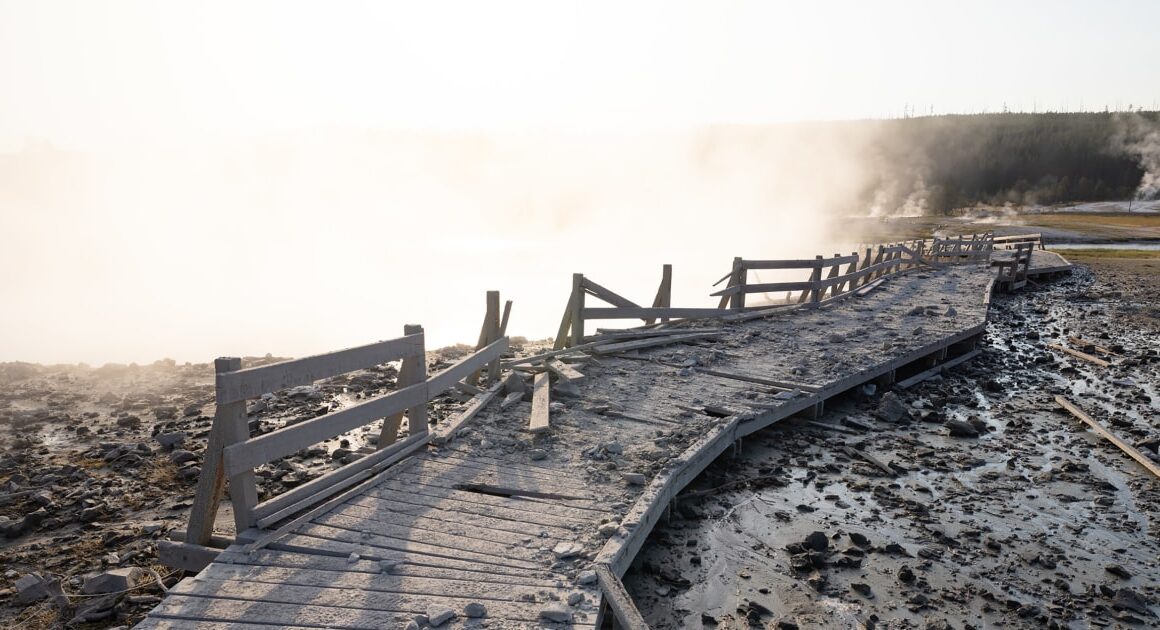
<box><xmin>2</xmin><ymin>0</ymin><xmax>1158</xmax><ymax>149</ymax></box>
<box><xmin>2</xmin><ymin>1</ymin><xmax>1159</xmax><ymax>364</ymax></box>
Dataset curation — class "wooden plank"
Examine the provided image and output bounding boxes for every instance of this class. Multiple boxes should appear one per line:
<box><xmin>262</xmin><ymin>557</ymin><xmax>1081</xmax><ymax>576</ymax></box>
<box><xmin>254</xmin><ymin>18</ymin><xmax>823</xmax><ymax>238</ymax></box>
<box><xmin>590</xmin><ymin>331</ymin><xmax>722</xmax><ymax>354</ymax></box>
<box><xmin>145</xmin><ymin>594</ymin><xmax>451</xmax><ymax>628</ymax></box>
<box><xmin>596</xmin><ymin>563</ymin><xmax>650</xmax><ymax>630</ymax></box>
<box><xmin>379</xmin><ymin>324</ymin><xmax>426</xmax><ymax>448</ymax></box>
<box><xmin>731</xmin><ymin>256</ymin><xmax>747</xmax><ymax>309</ymax></box>
<box><xmin>157</xmin><ymin>540</ymin><xmax>220</xmax><ymax>573</ymax></box>
<box><xmin>344</xmin><ymin>494</ymin><xmax>576</xmax><ymax>539</ymax></box>
<box><xmin>694</xmin><ymin>367</ymin><xmax>822</xmax><ymax>393</ymax></box>
<box><xmin>582</xmin><ymin>277</ymin><xmax>641</xmax><ymax>309</ymax></box>
<box><xmin>1054</xmin><ymin>396</ymin><xmax>1160</xmax><ymax>480</ymax></box>
<box><xmin>553</xmin><ymin>288</ymin><xmax>575</xmax><ymax>350</ymax></box>
<box><xmin>251</xmin><ymin>431</ymin><xmax>428</xmax><ymax>528</ymax></box>
<box><xmin>711</xmin><ymin>281</ymin><xmax>816</xmax><ymax>297</ymax></box>
<box><xmin>223</xmin><ymin>382</ymin><xmax>427</xmax><ymax>478</ymax></box>
<box><xmin>841</xmin><ymin>445</ymin><xmax>895</xmax><ymax>476</ymax></box>
<box><xmin>366</xmin><ymin>486</ymin><xmax>584</xmax><ymax>530</ymax></box>
<box><xmin>895</xmin><ymin>349</ymin><xmax>982</xmax><ymax>389</ymax></box>
<box><xmin>136</xmin><ymin>620</ymin><xmax>316</xmax><ymax>630</ymax></box>
<box><xmin>292</xmin><ymin>522</ymin><xmax>544</xmax><ymax>569</ymax></box>
<box><xmin>583</xmin><ymin>307</ymin><xmax>736</xmax><ymax>320</ymax></box>
<box><xmin>855</xmin><ymin>277</ymin><xmax>886</xmax><ymax>297</ymax></box>
<box><xmin>215</xmin><ymin>334</ymin><xmax>424</xmax><ymax>404</ymax></box>
<box><xmin>215</xmin><ymin>547</ymin><xmax>562</xmax><ymax>587</ymax></box>
<box><xmin>740</xmin><ymin>255</ymin><xmax>857</xmax><ymax>269</ymax></box>
<box><xmin>320</xmin><ymin>505</ymin><xmax>544</xmax><ymax>548</ymax></box>
<box><xmin>529</xmin><ymin>372</ymin><xmax>551</xmax><ymax>433</ymax></box>
<box><xmin>1047</xmin><ymin>343</ymin><xmax>1111</xmax><ymax>367</ymax></box>
<box><xmin>426</xmin><ymin>336</ymin><xmax>509</xmax><ymax>394</ymax></box>
<box><xmin>382</xmin><ymin>474</ymin><xmax>604</xmax><ymax>515</ymax></box>
<box><xmin>185</xmin><ymin>358</ymin><xmax>239</xmax><ymax>545</ymax></box>
<box><xmin>470</xmin><ymin>290</ymin><xmax>501</xmax><ymax>386</ymax></box>
<box><xmin>302</xmin><ymin>514</ymin><xmax>548</xmax><ymax>563</ymax></box>
<box><xmin>645</xmin><ymin>263</ymin><xmax>673</xmax><ymax>325</ymax></box>
<box><xmin>546</xmin><ymin>358</ymin><xmax>585</xmax><ymax>383</ymax></box>
<box><xmin>430</xmin><ymin>380</ymin><xmax>504</xmax><ymax>446</ymax></box>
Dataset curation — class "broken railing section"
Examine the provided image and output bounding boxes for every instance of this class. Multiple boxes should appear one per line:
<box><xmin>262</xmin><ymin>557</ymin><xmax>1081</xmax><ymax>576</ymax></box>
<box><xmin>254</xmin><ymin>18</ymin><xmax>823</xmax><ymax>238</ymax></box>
<box><xmin>179</xmin><ymin>293</ymin><xmax>512</xmax><ymax>556</ymax></box>
<box><xmin>554</xmin><ymin>265</ymin><xmax>676</xmax><ymax>349</ymax></box>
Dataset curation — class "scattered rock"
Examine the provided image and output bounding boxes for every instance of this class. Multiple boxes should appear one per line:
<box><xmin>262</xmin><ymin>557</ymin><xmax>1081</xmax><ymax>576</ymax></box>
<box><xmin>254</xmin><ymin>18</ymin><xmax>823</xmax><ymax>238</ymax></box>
<box><xmin>539</xmin><ymin>604</ymin><xmax>571</xmax><ymax>623</ymax></box>
<box><xmin>946</xmin><ymin>418</ymin><xmax>980</xmax><ymax>437</ymax></box>
<box><xmin>464</xmin><ymin>602</ymin><xmax>487</xmax><ymax>618</ymax></box>
<box><xmin>427</xmin><ymin>606</ymin><xmax>456</xmax><ymax>627</ymax></box>
<box><xmin>876</xmin><ymin>392</ymin><xmax>911</xmax><ymax>422</ymax></box>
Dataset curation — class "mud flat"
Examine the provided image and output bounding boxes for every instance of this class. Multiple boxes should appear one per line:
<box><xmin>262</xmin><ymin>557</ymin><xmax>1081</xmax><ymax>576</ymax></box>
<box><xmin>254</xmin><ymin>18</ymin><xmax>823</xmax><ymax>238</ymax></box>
<box><xmin>625</xmin><ymin>264</ymin><xmax>1160</xmax><ymax>628</ymax></box>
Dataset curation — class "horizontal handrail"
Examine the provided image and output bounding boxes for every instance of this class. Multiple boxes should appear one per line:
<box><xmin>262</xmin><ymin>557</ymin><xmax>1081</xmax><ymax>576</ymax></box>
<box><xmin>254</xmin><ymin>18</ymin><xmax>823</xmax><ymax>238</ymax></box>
<box><xmin>738</xmin><ymin>254</ymin><xmax>858</xmax><ymax>270</ymax></box>
<box><xmin>215</xmin><ymin>333</ymin><xmax>425</xmax><ymax>404</ymax></box>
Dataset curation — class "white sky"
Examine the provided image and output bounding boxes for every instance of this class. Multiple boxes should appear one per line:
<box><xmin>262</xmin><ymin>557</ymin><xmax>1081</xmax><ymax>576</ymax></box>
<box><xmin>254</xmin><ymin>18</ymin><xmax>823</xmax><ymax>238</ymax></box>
<box><xmin>2</xmin><ymin>0</ymin><xmax>1158</xmax><ymax>149</ymax></box>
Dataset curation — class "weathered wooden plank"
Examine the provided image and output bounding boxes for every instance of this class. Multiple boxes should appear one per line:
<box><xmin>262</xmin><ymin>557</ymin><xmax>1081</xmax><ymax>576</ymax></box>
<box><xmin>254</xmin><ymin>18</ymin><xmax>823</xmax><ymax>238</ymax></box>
<box><xmin>288</xmin><ymin>523</ymin><xmax>545</xmax><ymax>569</ymax></box>
<box><xmin>215</xmin><ymin>334</ymin><xmax>424</xmax><ymax>404</ymax></box>
<box><xmin>740</xmin><ymin>255</ymin><xmax>858</xmax><ymax>269</ymax></box>
<box><xmin>186</xmin><ymin>359</ymin><xmax>240</xmax><ymax>546</ymax></box>
<box><xmin>381</xmin><ymin>473</ymin><xmax>608</xmax><ymax>517</ymax></box>
<box><xmin>596</xmin><ymin>563</ymin><xmax>651</xmax><ymax>629</ymax></box>
<box><xmin>251</xmin><ymin>431</ymin><xmax>428</xmax><ymax>528</ymax></box>
<box><xmin>1047</xmin><ymin>343</ymin><xmax>1111</xmax><ymax>367</ymax></box>
<box><xmin>305</xmin><ymin>513</ymin><xmax>549</xmax><ymax>563</ymax></box>
<box><xmin>590</xmin><ymin>331</ymin><xmax>722</xmax><ymax>354</ymax></box>
<box><xmin>405</xmin><ymin>457</ymin><xmax>596</xmax><ymax>493</ymax></box>
<box><xmin>582</xmin><ymin>307</ymin><xmax>737</xmax><ymax>320</ymax></box>
<box><xmin>529</xmin><ymin>371</ymin><xmax>551</xmax><ymax>433</ymax></box>
<box><xmin>320</xmin><ymin>504</ymin><xmax>545</xmax><ymax>548</ymax></box>
<box><xmin>223</xmin><ymin>382</ymin><xmax>427</xmax><ymax>478</ymax></box>
<box><xmin>582</xmin><ymin>277</ymin><xmax>641</xmax><ymax>309</ymax></box>
<box><xmin>158</xmin><ymin>540</ymin><xmax>220</xmax><ymax>573</ymax></box>
<box><xmin>214</xmin><ymin>547</ymin><xmax>563</xmax><ymax>587</ymax></box>
<box><xmin>1055</xmin><ymin>396</ymin><xmax>1160</xmax><ymax>479</ymax></box>
<box><xmin>427</xmin><ymin>336</ymin><xmax>510</xmax><ymax>394</ymax></box>
<box><xmin>430</xmin><ymin>380</ymin><xmax>504</xmax><ymax>446</ymax></box>
<box><xmin>135</xmin><ymin>620</ymin><xmax>316</xmax><ymax>630</ymax></box>
<box><xmin>365</xmin><ymin>486</ymin><xmax>586</xmax><ymax>530</ymax></box>
<box><xmin>711</xmin><ymin>281</ymin><xmax>816</xmax><ymax>297</ymax></box>
<box><xmin>546</xmin><ymin>358</ymin><xmax>585</xmax><ymax>383</ymax></box>
<box><xmin>895</xmin><ymin>349</ymin><xmax>982</xmax><ymax>389</ymax></box>
<box><xmin>343</xmin><ymin>494</ymin><xmax>576</xmax><ymax>539</ymax></box>
<box><xmin>693</xmin><ymin>367</ymin><xmax>822</xmax><ymax>393</ymax></box>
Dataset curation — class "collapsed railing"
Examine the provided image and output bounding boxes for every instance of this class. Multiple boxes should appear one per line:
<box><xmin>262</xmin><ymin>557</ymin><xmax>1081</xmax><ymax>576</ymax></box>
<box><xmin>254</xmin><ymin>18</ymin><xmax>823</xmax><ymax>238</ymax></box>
<box><xmin>177</xmin><ymin>291</ymin><xmax>512</xmax><ymax>556</ymax></box>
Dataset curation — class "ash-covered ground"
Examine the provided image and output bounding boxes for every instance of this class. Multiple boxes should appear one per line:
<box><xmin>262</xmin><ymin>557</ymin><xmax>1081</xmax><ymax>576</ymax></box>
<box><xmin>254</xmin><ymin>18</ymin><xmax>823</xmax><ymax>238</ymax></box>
<box><xmin>0</xmin><ymin>345</ymin><xmax>490</xmax><ymax>628</ymax></box>
<box><xmin>624</xmin><ymin>260</ymin><xmax>1160</xmax><ymax>629</ymax></box>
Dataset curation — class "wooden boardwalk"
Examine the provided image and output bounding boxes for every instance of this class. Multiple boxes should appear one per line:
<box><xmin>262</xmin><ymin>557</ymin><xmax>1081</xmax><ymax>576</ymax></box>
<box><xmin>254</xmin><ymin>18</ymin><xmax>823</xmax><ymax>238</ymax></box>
<box><xmin>139</xmin><ymin>239</ymin><xmax>1070</xmax><ymax>629</ymax></box>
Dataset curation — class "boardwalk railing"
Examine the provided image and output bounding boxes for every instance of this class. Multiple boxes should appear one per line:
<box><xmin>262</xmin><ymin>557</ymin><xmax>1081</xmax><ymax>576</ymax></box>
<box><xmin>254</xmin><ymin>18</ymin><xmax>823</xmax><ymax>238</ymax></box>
<box><xmin>554</xmin><ymin>265</ymin><xmax>676</xmax><ymax>349</ymax></box>
<box><xmin>926</xmin><ymin>231</ymin><xmax>994</xmax><ymax>264</ymax></box>
<box><xmin>184</xmin><ymin>300</ymin><xmax>510</xmax><ymax>548</ymax></box>
<box><xmin>992</xmin><ymin>232</ymin><xmax>1044</xmax><ymax>250</ymax></box>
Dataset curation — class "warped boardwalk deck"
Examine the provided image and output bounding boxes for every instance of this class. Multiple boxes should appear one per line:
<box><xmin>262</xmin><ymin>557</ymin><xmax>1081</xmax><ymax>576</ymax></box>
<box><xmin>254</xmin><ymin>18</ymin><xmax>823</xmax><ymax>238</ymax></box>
<box><xmin>138</xmin><ymin>256</ymin><xmax>1066</xmax><ymax>629</ymax></box>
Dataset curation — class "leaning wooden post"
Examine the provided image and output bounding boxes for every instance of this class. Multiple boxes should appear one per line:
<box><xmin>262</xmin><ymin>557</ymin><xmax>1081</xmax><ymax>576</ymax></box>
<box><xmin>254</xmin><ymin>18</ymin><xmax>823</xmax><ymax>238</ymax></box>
<box><xmin>185</xmin><ymin>357</ymin><xmax>242</xmax><ymax>545</ymax></box>
<box><xmin>824</xmin><ymin>254</ymin><xmax>841</xmax><ymax>298</ymax></box>
<box><xmin>379</xmin><ymin>325</ymin><xmax>427</xmax><ymax>448</ymax></box>
<box><xmin>730</xmin><ymin>257</ymin><xmax>747</xmax><ymax>310</ymax></box>
<box><xmin>570</xmin><ymin>273</ymin><xmax>585</xmax><ymax>347</ymax></box>
<box><xmin>810</xmin><ymin>255</ymin><xmax>823</xmax><ymax>304</ymax></box>
<box><xmin>646</xmin><ymin>264</ymin><xmax>673</xmax><ymax>325</ymax></box>
<box><xmin>553</xmin><ymin>288</ymin><xmax>575</xmax><ymax>350</ymax></box>
<box><xmin>469</xmin><ymin>292</ymin><xmax>500</xmax><ymax>385</ymax></box>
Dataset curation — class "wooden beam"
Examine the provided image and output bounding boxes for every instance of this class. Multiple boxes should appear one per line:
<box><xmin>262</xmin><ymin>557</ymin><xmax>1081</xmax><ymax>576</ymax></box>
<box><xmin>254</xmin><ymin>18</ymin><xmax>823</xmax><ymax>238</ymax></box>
<box><xmin>582</xmin><ymin>277</ymin><xmax>641</xmax><ymax>310</ymax></box>
<box><xmin>730</xmin><ymin>257</ymin><xmax>746</xmax><ymax>309</ymax></box>
<box><xmin>570</xmin><ymin>273</ymin><xmax>585</xmax><ymax>347</ymax></box>
<box><xmin>529</xmin><ymin>372</ymin><xmax>551</xmax><ymax>433</ymax></box>
<box><xmin>1047</xmin><ymin>343</ymin><xmax>1111</xmax><ymax>368</ymax></box>
<box><xmin>379</xmin><ymin>324</ymin><xmax>426</xmax><ymax>448</ymax></box>
<box><xmin>546</xmin><ymin>359</ymin><xmax>585</xmax><ymax>383</ymax></box>
<box><xmin>1055</xmin><ymin>396</ymin><xmax>1160</xmax><ymax>479</ymax></box>
<box><xmin>740</xmin><ymin>255</ymin><xmax>858</xmax><ymax>269</ymax></box>
<box><xmin>427</xmin><ymin>337</ymin><xmax>510</xmax><ymax>394</ymax></box>
<box><xmin>590</xmin><ymin>332</ymin><xmax>723</xmax><ymax>355</ymax></box>
<box><xmin>553</xmin><ymin>289</ymin><xmax>575</xmax><ymax>350</ymax></box>
<box><xmin>895</xmin><ymin>349</ymin><xmax>982</xmax><ymax>389</ymax></box>
<box><xmin>215</xmin><ymin>335</ymin><xmax>424</xmax><ymax>404</ymax></box>
<box><xmin>645</xmin><ymin>264</ymin><xmax>672</xmax><ymax>325</ymax></box>
<box><xmin>583</xmin><ymin>307</ymin><xmax>737</xmax><ymax>320</ymax></box>
<box><xmin>596</xmin><ymin>564</ymin><xmax>650</xmax><ymax>630</ymax></box>
<box><xmin>430</xmin><ymin>380</ymin><xmax>505</xmax><ymax>446</ymax></box>
<box><xmin>694</xmin><ymin>367</ymin><xmax>821</xmax><ymax>392</ymax></box>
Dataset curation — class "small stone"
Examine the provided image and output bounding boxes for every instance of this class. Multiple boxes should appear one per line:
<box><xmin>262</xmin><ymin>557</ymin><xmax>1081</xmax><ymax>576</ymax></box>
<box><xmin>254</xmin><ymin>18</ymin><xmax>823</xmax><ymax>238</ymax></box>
<box><xmin>567</xmin><ymin>592</ymin><xmax>584</xmax><ymax>605</ymax></box>
<box><xmin>347</xmin><ymin>552</ymin><xmax>360</xmax><ymax>563</ymax></box>
<box><xmin>540</xmin><ymin>604</ymin><xmax>571</xmax><ymax>623</ymax></box>
<box><xmin>876</xmin><ymin>392</ymin><xmax>910</xmax><ymax>422</ymax></box>
<box><xmin>848</xmin><ymin>532</ymin><xmax>870</xmax><ymax>547</ymax></box>
<box><xmin>1105</xmin><ymin>564</ymin><xmax>1131</xmax><ymax>579</ymax></box>
<box><xmin>464</xmin><ymin>602</ymin><xmax>487</xmax><ymax>618</ymax></box>
<box><xmin>598</xmin><ymin>522</ymin><xmax>619</xmax><ymax>537</ymax></box>
<box><xmin>427</xmin><ymin>606</ymin><xmax>456</xmax><ymax>627</ymax></box>
<box><xmin>529</xmin><ymin>449</ymin><xmax>548</xmax><ymax>461</ymax></box>
<box><xmin>183</xmin><ymin>404</ymin><xmax>202</xmax><ymax>417</ymax></box>
<box><xmin>577</xmin><ymin>569</ymin><xmax>598</xmax><ymax>585</ymax></box>
<box><xmin>898</xmin><ymin>565</ymin><xmax>916</xmax><ymax>583</ymax></box>
<box><xmin>803</xmin><ymin>531</ymin><xmax>829</xmax><ymax>552</ymax></box>
<box><xmin>379</xmin><ymin>560</ymin><xmax>399</xmax><ymax>573</ymax></box>
<box><xmin>553</xmin><ymin>541</ymin><xmax>583</xmax><ymax>559</ymax></box>
<box><xmin>169</xmin><ymin>449</ymin><xmax>197</xmax><ymax>465</ymax></box>
<box><xmin>82</xmin><ymin>567</ymin><xmax>142</xmax><ymax>595</ymax></box>
<box><xmin>851</xmin><ymin>582</ymin><xmax>872</xmax><ymax>597</ymax></box>
<box><xmin>152</xmin><ymin>406</ymin><xmax>178</xmax><ymax>420</ymax></box>
<box><xmin>655</xmin><ymin>585</ymin><xmax>670</xmax><ymax>596</ymax></box>
<box><xmin>621</xmin><ymin>472</ymin><xmax>647</xmax><ymax>485</ymax></box>
<box><xmin>944</xmin><ymin>306</ymin><xmax>957</xmax><ymax>317</ymax></box>
<box><xmin>155</xmin><ymin>432</ymin><xmax>185</xmax><ymax>450</ymax></box>
<box><xmin>946</xmin><ymin>419</ymin><xmax>979</xmax><ymax>438</ymax></box>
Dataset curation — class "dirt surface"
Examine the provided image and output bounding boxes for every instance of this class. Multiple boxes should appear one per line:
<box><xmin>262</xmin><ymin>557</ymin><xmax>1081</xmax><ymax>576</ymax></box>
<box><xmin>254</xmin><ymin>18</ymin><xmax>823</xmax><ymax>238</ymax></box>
<box><xmin>625</xmin><ymin>262</ymin><xmax>1160</xmax><ymax>628</ymax></box>
<box><xmin>0</xmin><ymin>348</ymin><xmax>487</xmax><ymax>628</ymax></box>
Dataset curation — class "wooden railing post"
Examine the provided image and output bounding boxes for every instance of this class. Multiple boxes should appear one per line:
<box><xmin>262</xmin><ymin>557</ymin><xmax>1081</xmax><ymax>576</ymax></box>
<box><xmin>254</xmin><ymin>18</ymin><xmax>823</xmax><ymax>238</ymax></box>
<box><xmin>730</xmin><ymin>257</ymin><xmax>746</xmax><ymax>310</ymax></box>
<box><xmin>810</xmin><ymin>255</ymin><xmax>823</xmax><ymax>304</ymax></box>
<box><xmin>553</xmin><ymin>286</ymin><xmax>576</xmax><ymax>350</ymax></box>
<box><xmin>185</xmin><ymin>356</ymin><xmax>242</xmax><ymax>545</ymax></box>
<box><xmin>646</xmin><ymin>264</ymin><xmax>673</xmax><ymax>325</ymax></box>
<box><xmin>211</xmin><ymin>357</ymin><xmax>260</xmax><ymax>535</ymax></box>
<box><xmin>570</xmin><ymin>273</ymin><xmax>585</xmax><ymax>346</ymax></box>
<box><xmin>380</xmin><ymin>325</ymin><xmax>427</xmax><ymax>448</ymax></box>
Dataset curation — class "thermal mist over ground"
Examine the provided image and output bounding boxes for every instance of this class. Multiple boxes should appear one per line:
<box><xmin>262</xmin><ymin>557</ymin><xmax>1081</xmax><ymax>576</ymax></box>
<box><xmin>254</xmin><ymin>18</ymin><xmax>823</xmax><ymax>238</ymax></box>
<box><xmin>0</xmin><ymin>127</ymin><xmax>885</xmax><ymax>364</ymax></box>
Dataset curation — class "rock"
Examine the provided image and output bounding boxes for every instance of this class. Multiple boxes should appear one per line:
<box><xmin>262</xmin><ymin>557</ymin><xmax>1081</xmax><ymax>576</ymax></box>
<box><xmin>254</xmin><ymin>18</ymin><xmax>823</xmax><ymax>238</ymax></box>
<box><xmin>72</xmin><ymin>593</ymin><xmax>119</xmax><ymax>623</ymax></box>
<box><xmin>152</xmin><ymin>406</ymin><xmax>178</xmax><ymax>420</ymax></box>
<box><xmin>169</xmin><ymin>449</ymin><xmax>197</xmax><ymax>465</ymax></box>
<box><xmin>598</xmin><ymin>522</ymin><xmax>619</xmax><ymax>537</ymax></box>
<box><xmin>983</xmin><ymin>378</ymin><xmax>1003</xmax><ymax>393</ymax></box>
<box><xmin>427</xmin><ymin>606</ymin><xmax>456</xmax><ymax>627</ymax></box>
<box><xmin>155</xmin><ymin>432</ymin><xmax>186</xmax><ymax>450</ymax></box>
<box><xmin>553</xmin><ymin>381</ymin><xmax>581</xmax><ymax>398</ymax></box>
<box><xmin>464</xmin><ymin>602</ymin><xmax>487</xmax><ymax>618</ymax></box>
<box><xmin>851</xmin><ymin>582</ymin><xmax>872</xmax><ymax>596</ymax></box>
<box><xmin>907</xmin><ymin>306</ymin><xmax>927</xmax><ymax>316</ymax></box>
<box><xmin>898</xmin><ymin>565</ymin><xmax>916</xmax><ymax>582</ymax></box>
<box><xmin>15</xmin><ymin>572</ymin><xmax>64</xmax><ymax>605</ymax></box>
<box><xmin>529</xmin><ymin>449</ymin><xmax>547</xmax><ymax>461</ymax></box>
<box><xmin>1105</xmin><ymin>564</ymin><xmax>1132</xmax><ymax>579</ymax></box>
<box><xmin>603</xmin><ymin>441</ymin><xmax>623</xmax><ymax>455</ymax></box>
<box><xmin>82</xmin><ymin>567</ymin><xmax>143</xmax><ymax>594</ymax></box>
<box><xmin>539</xmin><ymin>604</ymin><xmax>571</xmax><ymax>623</ymax></box>
<box><xmin>403</xmin><ymin>622</ymin><xmax>420</xmax><ymax>630</ymax></box>
<box><xmin>379</xmin><ymin>560</ymin><xmax>399</xmax><ymax>573</ymax></box>
<box><xmin>848</xmin><ymin>532</ymin><xmax>870</xmax><ymax>547</ymax></box>
<box><xmin>1111</xmin><ymin>588</ymin><xmax>1153</xmax><ymax>616</ymax></box>
<box><xmin>621</xmin><ymin>472</ymin><xmax>647</xmax><ymax>485</ymax></box>
<box><xmin>183</xmin><ymin>404</ymin><xmax>202</xmax><ymax>417</ymax></box>
<box><xmin>567</xmin><ymin>592</ymin><xmax>584</xmax><ymax>605</ymax></box>
<box><xmin>803</xmin><ymin>531</ymin><xmax>829</xmax><ymax>552</ymax></box>
<box><xmin>553</xmin><ymin>541</ymin><xmax>584</xmax><ymax>559</ymax></box>
<box><xmin>577</xmin><ymin>569</ymin><xmax>598</xmax><ymax>585</ymax></box>
<box><xmin>287</xmin><ymin>385</ymin><xmax>321</xmax><ymax>399</ymax></box>
<box><xmin>827</xmin><ymin>333</ymin><xmax>845</xmax><ymax>343</ymax></box>
<box><xmin>946</xmin><ymin>419</ymin><xmax>980</xmax><ymax>437</ymax></box>
<box><xmin>877</xmin><ymin>392</ymin><xmax>911</xmax><ymax>422</ymax></box>
<box><xmin>944</xmin><ymin>306</ymin><xmax>957</xmax><ymax>317</ymax></box>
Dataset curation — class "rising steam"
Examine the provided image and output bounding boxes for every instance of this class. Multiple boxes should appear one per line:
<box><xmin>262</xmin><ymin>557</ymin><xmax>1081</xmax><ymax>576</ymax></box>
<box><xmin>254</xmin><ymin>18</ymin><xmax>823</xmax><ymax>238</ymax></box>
<box><xmin>1114</xmin><ymin>113</ymin><xmax>1160</xmax><ymax>200</ymax></box>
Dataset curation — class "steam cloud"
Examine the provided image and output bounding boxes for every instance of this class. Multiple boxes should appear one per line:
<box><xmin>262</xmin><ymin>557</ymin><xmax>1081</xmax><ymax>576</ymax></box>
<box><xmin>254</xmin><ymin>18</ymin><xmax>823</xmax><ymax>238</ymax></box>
<box><xmin>1114</xmin><ymin>113</ymin><xmax>1160</xmax><ymax>200</ymax></box>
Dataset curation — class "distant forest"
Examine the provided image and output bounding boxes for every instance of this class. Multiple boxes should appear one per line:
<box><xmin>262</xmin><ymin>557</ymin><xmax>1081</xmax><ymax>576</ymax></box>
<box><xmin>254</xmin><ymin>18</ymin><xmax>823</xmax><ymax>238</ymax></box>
<box><xmin>862</xmin><ymin>111</ymin><xmax>1159</xmax><ymax>214</ymax></box>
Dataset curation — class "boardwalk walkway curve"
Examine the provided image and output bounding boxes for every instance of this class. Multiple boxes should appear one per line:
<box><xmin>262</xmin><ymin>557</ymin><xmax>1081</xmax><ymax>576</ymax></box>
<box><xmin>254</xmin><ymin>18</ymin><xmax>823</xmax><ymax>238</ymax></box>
<box><xmin>141</xmin><ymin>233</ymin><xmax>1073</xmax><ymax>629</ymax></box>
